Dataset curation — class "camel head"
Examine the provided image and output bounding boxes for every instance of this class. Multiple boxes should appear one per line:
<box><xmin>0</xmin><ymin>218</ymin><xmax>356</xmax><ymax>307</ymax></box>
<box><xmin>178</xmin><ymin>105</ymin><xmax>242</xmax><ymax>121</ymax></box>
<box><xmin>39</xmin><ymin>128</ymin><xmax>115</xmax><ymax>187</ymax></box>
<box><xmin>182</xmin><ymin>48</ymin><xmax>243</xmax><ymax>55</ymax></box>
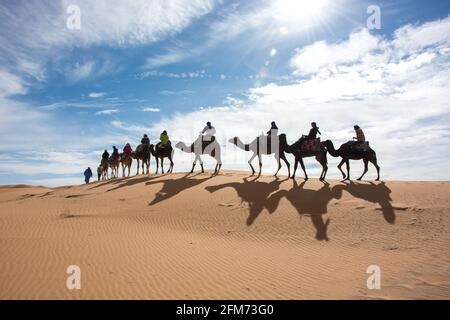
<box><xmin>175</xmin><ymin>141</ymin><xmax>184</xmax><ymax>150</ymax></box>
<box><xmin>321</xmin><ymin>140</ymin><xmax>339</xmax><ymax>157</ymax></box>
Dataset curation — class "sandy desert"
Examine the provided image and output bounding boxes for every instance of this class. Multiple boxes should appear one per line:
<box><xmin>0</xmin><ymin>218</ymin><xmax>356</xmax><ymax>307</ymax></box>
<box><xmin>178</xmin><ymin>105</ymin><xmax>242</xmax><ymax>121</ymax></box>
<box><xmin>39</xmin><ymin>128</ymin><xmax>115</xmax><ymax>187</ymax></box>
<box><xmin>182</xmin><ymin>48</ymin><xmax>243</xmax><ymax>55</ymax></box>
<box><xmin>0</xmin><ymin>171</ymin><xmax>449</xmax><ymax>299</ymax></box>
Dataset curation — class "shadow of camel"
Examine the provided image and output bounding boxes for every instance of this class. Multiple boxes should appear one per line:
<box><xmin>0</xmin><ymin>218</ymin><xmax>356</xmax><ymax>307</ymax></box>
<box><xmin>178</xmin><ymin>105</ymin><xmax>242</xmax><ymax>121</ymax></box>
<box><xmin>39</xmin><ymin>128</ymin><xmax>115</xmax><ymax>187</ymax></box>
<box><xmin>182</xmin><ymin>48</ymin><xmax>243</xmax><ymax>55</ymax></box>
<box><xmin>267</xmin><ymin>181</ymin><xmax>340</xmax><ymax>241</ymax></box>
<box><xmin>335</xmin><ymin>181</ymin><xmax>395</xmax><ymax>224</ymax></box>
<box><xmin>147</xmin><ymin>174</ymin><xmax>214</xmax><ymax>206</ymax></box>
<box><xmin>205</xmin><ymin>177</ymin><xmax>288</xmax><ymax>226</ymax></box>
<box><xmin>206</xmin><ymin>178</ymin><xmax>395</xmax><ymax>241</ymax></box>
<box><xmin>105</xmin><ymin>175</ymin><xmax>161</xmax><ymax>192</ymax></box>
<box><xmin>87</xmin><ymin>175</ymin><xmax>158</xmax><ymax>191</ymax></box>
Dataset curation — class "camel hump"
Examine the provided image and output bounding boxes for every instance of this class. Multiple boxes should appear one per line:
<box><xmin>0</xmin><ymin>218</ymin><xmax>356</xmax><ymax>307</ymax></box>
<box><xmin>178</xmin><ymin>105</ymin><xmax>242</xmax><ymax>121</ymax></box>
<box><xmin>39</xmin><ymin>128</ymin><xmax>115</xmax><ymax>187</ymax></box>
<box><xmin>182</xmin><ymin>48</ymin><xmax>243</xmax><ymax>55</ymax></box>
<box><xmin>301</xmin><ymin>138</ymin><xmax>321</xmax><ymax>151</ymax></box>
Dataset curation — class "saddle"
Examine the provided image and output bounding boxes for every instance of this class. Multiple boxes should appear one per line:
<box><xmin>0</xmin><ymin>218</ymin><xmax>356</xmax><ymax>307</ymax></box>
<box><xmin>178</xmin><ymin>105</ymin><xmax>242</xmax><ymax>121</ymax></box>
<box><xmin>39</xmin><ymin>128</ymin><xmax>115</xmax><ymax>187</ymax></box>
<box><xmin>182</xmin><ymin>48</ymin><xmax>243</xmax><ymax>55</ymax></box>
<box><xmin>300</xmin><ymin>138</ymin><xmax>321</xmax><ymax>151</ymax></box>
<box><xmin>347</xmin><ymin>141</ymin><xmax>370</xmax><ymax>152</ymax></box>
<box><xmin>135</xmin><ymin>143</ymin><xmax>149</xmax><ymax>154</ymax></box>
<box><xmin>156</xmin><ymin>141</ymin><xmax>172</xmax><ymax>150</ymax></box>
<box><xmin>191</xmin><ymin>136</ymin><xmax>216</xmax><ymax>156</ymax></box>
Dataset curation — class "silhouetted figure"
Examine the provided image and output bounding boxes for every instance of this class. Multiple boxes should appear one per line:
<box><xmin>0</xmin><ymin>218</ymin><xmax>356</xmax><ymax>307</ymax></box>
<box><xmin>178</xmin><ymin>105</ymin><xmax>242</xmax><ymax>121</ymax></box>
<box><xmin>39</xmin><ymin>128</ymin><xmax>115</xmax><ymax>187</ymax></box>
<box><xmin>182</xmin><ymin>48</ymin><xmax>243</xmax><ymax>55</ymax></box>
<box><xmin>102</xmin><ymin>149</ymin><xmax>109</xmax><ymax>161</ymax></box>
<box><xmin>97</xmin><ymin>165</ymin><xmax>102</xmax><ymax>181</ymax></box>
<box><xmin>141</xmin><ymin>134</ymin><xmax>150</xmax><ymax>145</ymax></box>
<box><xmin>298</xmin><ymin>122</ymin><xmax>321</xmax><ymax>147</ymax></box>
<box><xmin>322</xmin><ymin>139</ymin><xmax>380</xmax><ymax>181</ymax></box>
<box><xmin>152</xmin><ymin>132</ymin><xmax>174</xmax><ymax>174</ymax></box>
<box><xmin>353</xmin><ymin>125</ymin><xmax>365</xmax><ymax>142</ymax></box>
<box><xmin>84</xmin><ymin>167</ymin><xmax>92</xmax><ymax>184</ymax></box>
<box><xmin>112</xmin><ymin>146</ymin><xmax>119</xmax><ymax>160</ymax></box>
<box><xmin>160</xmin><ymin>130</ymin><xmax>170</xmax><ymax>146</ymax></box>
<box><xmin>267</xmin><ymin>121</ymin><xmax>278</xmax><ymax>136</ymax></box>
<box><xmin>123</xmin><ymin>143</ymin><xmax>132</xmax><ymax>155</ymax></box>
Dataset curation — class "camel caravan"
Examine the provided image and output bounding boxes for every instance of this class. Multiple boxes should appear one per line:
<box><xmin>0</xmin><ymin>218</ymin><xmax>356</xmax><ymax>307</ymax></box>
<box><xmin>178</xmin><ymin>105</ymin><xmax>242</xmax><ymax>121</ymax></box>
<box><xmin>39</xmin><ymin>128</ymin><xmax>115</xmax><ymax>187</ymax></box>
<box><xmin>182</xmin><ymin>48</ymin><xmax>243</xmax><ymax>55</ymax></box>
<box><xmin>91</xmin><ymin>121</ymin><xmax>380</xmax><ymax>183</ymax></box>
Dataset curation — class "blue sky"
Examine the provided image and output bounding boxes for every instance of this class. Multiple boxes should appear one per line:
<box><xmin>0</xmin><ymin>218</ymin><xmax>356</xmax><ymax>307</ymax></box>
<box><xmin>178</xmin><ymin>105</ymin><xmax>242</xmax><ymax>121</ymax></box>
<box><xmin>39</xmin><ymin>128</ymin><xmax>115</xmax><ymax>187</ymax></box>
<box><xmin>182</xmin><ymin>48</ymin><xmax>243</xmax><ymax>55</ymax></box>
<box><xmin>1</xmin><ymin>0</ymin><xmax>450</xmax><ymax>185</ymax></box>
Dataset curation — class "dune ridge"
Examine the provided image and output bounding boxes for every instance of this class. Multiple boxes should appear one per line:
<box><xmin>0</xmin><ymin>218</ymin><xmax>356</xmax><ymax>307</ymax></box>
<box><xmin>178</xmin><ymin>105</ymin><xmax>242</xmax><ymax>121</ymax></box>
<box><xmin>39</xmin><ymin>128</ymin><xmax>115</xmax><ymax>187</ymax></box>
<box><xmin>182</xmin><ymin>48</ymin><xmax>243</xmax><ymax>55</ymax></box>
<box><xmin>1</xmin><ymin>171</ymin><xmax>449</xmax><ymax>299</ymax></box>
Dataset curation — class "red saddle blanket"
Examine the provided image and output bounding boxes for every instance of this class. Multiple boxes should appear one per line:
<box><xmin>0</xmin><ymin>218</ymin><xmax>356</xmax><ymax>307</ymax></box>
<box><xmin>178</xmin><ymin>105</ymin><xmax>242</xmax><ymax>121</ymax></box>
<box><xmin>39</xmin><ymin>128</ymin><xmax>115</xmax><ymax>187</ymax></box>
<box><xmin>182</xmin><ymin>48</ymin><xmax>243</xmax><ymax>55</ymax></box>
<box><xmin>301</xmin><ymin>138</ymin><xmax>320</xmax><ymax>151</ymax></box>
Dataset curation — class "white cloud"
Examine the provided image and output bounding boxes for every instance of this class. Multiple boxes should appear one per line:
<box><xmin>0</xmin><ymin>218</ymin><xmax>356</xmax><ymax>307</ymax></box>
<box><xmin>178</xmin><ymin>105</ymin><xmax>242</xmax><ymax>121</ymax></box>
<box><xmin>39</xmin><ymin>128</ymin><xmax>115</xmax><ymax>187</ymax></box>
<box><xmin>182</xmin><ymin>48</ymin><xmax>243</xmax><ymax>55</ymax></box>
<box><xmin>142</xmin><ymin>107</ymin><xmax>161</xmax><ymax>112</ymax></box>
<box><xmin>0</xmin><ymin>0</ymin><xmax>217</xmax><ymax>50</ymax></box>
<box><xmin>137</xmin><ymin>70</ymin><xmax>206</xmax><ymax>79</ymax></box>
<box><xmin>291</xmin><ymin>29</ymin><xmax>381</xmax><ymax>75</ymax></box>
<box><xmin>96</xmin><ymin>109</ymin><xmax>119</xmax><ymax>115</ymax></box>
<box><xmin>70</xmin><ymin>60</ymin><xmax>95</xmax><ymax>81</ymax></box>
<box><xmin>145</xmin><ymin>51</ymin><xmax>187</xmax><ymax>69</ymax></box>
<box><xmin>88</xmin><ymin>92</ymin><xmax>107</xmax><ymax>98</ymax></box>
<box><xmin>110</xmin><ymin>17</ymin><xmax>450</xmax><ymax>181</ymax></box>
<box><xmin>111</xmin><ymin>120</ymin><xmax>150</xmax><ymax>133</ymax></box>
<box><xmin>0</xmin><ymin>69</ymin><xmax>26</xmax><ymax>97</ymax></box>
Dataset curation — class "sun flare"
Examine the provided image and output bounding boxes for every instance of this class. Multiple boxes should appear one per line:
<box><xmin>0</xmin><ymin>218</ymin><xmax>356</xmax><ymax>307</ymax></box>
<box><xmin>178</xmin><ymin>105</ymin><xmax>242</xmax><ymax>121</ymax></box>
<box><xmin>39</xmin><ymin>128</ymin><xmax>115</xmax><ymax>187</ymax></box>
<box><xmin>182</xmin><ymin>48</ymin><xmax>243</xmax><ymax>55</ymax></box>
<box><xmin>274</xmin><ymin>0</ymin><xmax>329</xmax><ymax>24</ymax></box>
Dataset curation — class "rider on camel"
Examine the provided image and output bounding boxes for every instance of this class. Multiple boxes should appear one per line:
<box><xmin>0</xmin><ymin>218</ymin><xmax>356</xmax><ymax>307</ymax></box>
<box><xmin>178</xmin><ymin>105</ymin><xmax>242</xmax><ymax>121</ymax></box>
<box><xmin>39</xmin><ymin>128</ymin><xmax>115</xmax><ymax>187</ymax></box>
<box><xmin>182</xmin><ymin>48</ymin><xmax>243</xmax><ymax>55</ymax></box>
<box><xmin>298</xmin><ymin>122</ymin><xmax>321</xmax><ymax>147</ymax></box>
<box><xmin>267</xmin><ymin>121</ymin><xmax>278</xmax><ymax>136</ymax></box>
<box><xmin>112</xmin><ymin>146</ymin><xmax>119</xmax><ymax>160</ymax></box>
<box><xmin>141</xmin><ymin>134</ymin><xmax>150</xmax><ymax>145</ymax></box>
<box><xmin>160</xmin><ymin>130</ymin><xmax>170</xmax><ymax>146</ymax></box>
<box><xmin>201</xmin><ymin>122</ymin><xmax>216</xmax><ymax>142</ymax></box>
<box><xmin>123</xmin><ymin>143</ymin><xmax>132</xmax><ymax>155</ymax></box>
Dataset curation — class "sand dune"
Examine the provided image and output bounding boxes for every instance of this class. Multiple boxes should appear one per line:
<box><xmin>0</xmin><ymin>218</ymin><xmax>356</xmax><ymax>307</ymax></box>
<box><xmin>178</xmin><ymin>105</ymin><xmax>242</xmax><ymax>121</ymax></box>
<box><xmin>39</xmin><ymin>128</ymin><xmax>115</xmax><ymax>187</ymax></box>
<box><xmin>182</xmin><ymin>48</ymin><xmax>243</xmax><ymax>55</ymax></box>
<box><xmin>1</xmin><ymin>171</ymin><xmax>449</xmax><ymax>299</ymax></box>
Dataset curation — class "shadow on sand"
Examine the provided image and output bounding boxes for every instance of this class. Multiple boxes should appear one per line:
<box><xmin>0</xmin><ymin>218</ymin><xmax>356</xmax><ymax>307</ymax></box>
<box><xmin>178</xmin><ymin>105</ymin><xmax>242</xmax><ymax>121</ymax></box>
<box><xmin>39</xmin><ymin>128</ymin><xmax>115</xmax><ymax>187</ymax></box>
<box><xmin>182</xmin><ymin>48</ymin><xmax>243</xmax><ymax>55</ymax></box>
<box><xmin>206</xmin><ymin>178</ymin><xmax>395</xmax><ymax>241</ymax></box>
<box><xmin>147</xmin><ymin>173</ymin><xmax>215</xmax><ymax>206</ymax></box>
<box><xmin>87</xmin><ymin>174</ymin><xmax>159</xmax><ymax>191</ymax></box>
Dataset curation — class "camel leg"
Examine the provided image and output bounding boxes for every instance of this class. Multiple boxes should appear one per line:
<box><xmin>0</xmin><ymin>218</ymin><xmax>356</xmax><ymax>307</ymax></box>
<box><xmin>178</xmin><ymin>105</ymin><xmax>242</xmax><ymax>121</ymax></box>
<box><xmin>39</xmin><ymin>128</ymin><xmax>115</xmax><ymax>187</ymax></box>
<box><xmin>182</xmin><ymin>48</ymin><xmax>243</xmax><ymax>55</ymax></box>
<box><xmin>274</xmin><ymin>154</ymin><xmax>282</xmax><ymax>177</ymax></box>
<box><xmin>169</xmin><ymin>157</ymin><xmax>174</xmax><ymax>173</ymax></box>
<box><xmin>191</xmin><ymin>155</ymin><xmax>199</xmax><ymax>173</ymax></box>
<box><xmin>345</xmin><ymin>160</ymin><xmax>350</xmax><ymax>180</ymax></box>
<box><xmin>299</xmin><ymin>158</ymin><xmax>308</xmax><ymax>180</ymax></box>
<box><xmin>357</xmin><ymin>159</ymin><xmax>369</xmax><ymax>181</ymax></box>
<box><xmin>200</xmin><ymin>159</ymin><xmax>204</xmax><ymax>173</ymax></box>
<box><xmin>317</xmin><ymin>154</ymin><xmax>328</xmax><ymax>181</ymax></box>
<box><xmin>161</xmin><ymin>158</ymin><xmax>165</xmax><ymax>174</ymax></box>
<box><xmin>292</xmin><ymin>157</ymin><xmax>299</xmax><ymax>179</ymax></box>
<box><xmin>248</xmin><ymin>153</ymin><xmax>257</xmax><ymax>176</ymax></box>
<box><xmin>280</xmin><ymin>153</ymin><xmax>290</xmax><ymax>177</ymax></box>
<box><xmin>370</xmin><ymin>154</ymin><xmax>380</xmax><ymax>181</ymax></box>
<box><xmin>337</xmin><ymin>159</ymin><xmax>346</xmax><ymax>179</ymax></box>
<box><xmin>146</xmin><ymin>159</ymin><xmax>150</xmax><ymax>174</ymax></box>
<box><xmin>155</xmin><ymin>158</ymin><xmax>159</xmax><ymax>174</ymax></box>
<box><xmin>136</xmin><ymin>159</ymin><xmax>140</xmax><ymax>175</ymax></box>
<box><xmin>258</xmin><ymin>154</ymin><xmax>262</xmax><ymax>176</ymax></box>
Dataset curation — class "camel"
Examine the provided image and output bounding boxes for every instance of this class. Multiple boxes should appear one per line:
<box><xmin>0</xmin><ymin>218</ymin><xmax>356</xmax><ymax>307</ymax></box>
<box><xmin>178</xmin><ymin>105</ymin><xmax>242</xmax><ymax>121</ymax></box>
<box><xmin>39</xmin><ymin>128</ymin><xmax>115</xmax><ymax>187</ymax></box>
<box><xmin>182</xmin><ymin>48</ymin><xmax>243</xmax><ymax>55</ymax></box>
<box><xmin>150</xmin><ymin>143</ymin><xmax>174</xmax><ymax>174</ymax></box>
<box><xmin>175</xmin><ymin>136</ymin><xmax>222</xmax><ymax>174</ymax></box>
<box><xmin>131</xmin><ymin>144</ymin><xmax>151</xmax><ymax>175</ymax></box>
<box><xmin>278</xmin><ymin>134</ymin><xmax>328</xmax><ymax>181</ymax></box>
<box><xmin>229</xmin><ymin>135</ymin><xmax>290</xmax><ymax>177</ymax></box>
<box><xmin>322</xmin><ymin>140</ymin><xmax>380</xmax><ymax>181</ymax></box>
<box><xmin>107</xmin><ymin>155</ymin><xmax>120</xmax><ymax>179</ymax></box>
<box><xmin>100</xmin><ymin>160</ymin><xmax>109</xmax><ymax>180</ymax></box>
<box><xmin>119</xmin><ymin>152</ymin><xmax>133</xmax><ymax>177</ymax></box>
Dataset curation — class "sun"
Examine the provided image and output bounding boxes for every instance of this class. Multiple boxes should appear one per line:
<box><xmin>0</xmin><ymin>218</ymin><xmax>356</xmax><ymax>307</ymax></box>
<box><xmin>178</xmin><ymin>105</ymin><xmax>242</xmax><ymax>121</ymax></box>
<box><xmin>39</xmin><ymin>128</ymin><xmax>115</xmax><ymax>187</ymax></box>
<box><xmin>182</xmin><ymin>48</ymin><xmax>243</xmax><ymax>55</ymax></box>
<box><xmin>273</xmin><ymin>0</ymin><xmax>329</xmax><ymax>24</ymax></box>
